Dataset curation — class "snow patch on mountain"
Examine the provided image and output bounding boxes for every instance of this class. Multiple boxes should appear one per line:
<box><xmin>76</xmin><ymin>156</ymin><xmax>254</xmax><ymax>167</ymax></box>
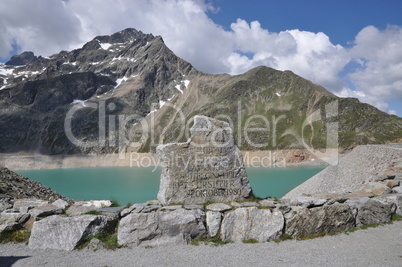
<box><xmin>115</xmin><ymin>76</ymin><xmax>129</xmax><ymax>88</ymax></box>
<box><xmin>71</xmin><ymin>99</ymin><xmax>88</xmax><ymax>107</ymax></box>
<box><xmin>100</xmin><ymin>43</ymin><xmax>112</xmax><ymax>50</ymax></box>
<box><xmin>175</xmin><ymin>80</ymin><xmax>190</xmax><ymax>94</ymax></box>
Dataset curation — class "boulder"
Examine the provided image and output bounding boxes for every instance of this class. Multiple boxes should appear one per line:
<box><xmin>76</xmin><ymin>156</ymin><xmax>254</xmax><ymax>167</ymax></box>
<box><xmin>345</xmin><ymin>197</ymin><xmax>370</xmax><ymax>218</ymax></box>
<box><xmin>240</xmin><ymin>202</ymin><xmax>260</xmax><ymax>207</ymax></box>
<box><xmin>157</xmin><ymin>116</ymin><xmax>253</xmax><ymax>205</ymax></box>
<box><xmin>206</xmin><ymin>211</ymin><xmax>221</xmax><ymax>237</ymax></box>
<box><xmin>0</xmin><ymin>198</ymin><xmax>14</xmax><ymax>212</ymax></box>
<box><xmin>259</xmin><ymin>198</ymin><xmax>276</xmax><ymax>208</ymax></box>
<box><xmin>348</xmin><ymin>198</ymin><xmax>396</xmax><ymax>226</ymax></box>
<box><xmin>0</xmin><ymin>212</ymin><xmax>22</xmax><ymax>232</ymax></box>
<box><xmin>359</xmin><ymin>182</ymin><xmax>391</xmax><ymax>195</ymax></box>
<box><xmin>52</xmin><ymin>199</ymin><xmax>69</xmax><ymax>209</ymax></box>
<box><xmin>13</xmin><ymin>198</ymin><xmax>48</xmax><ymax>211</ymax></box>
<box><xmin>285</xmin><ymin>204</ymin><xmax>355</xmax><ymax>237</ymax></box>
<box><xmin>220</xmin><ymin>207</ymin><xmax>284</xmax><ymax>242</ymax></box>
<box><xmin>97</xmin><ymin>207</ymin><xmax>125</xmax><ymax>218</ymax></box>
<box><xmin>28</xmin><ymin>215</ymin><xmax>116</xmax><ymax>251</ymax></box>
<box><xmin>392</xmin><ymin>186</ymin><xmax>402</xmax><ymax>194</ymax></box>
<box><xmin>378</xmin><ymin>195</ymin><xmax>402</xmax><ymax>216</ymax></box>
<box><xmin>183</xmin><ymin>204</ymin><xmax>204</xmax><ymax>211</ymax></box>
<box><xmin>29</xmin><ymin>204</ymin><xmax>64</xmax><ymax>218</ymax></box>
<box><xmin>295</xmin><ymin>196</ymin><xmax>327</xmax><ymax>208</ymax></box>
<box><xmin>119</xmin><ymin>203</ymin><xmax>147</xmax><ymax>218</ymax></box>
<box><xmin>206</xmin><ymin>203</ymin><xmax>232</xmax><ymax>212</ymax></box>
<box><xmin>117</xmin><ymin>208</ymin><xmax>206</xmax><ymax>247</ymax></box>
<box><xmin>66</xmin><ymin>200</ymin><xmax>112</xmax><ymax>216</ymax></box>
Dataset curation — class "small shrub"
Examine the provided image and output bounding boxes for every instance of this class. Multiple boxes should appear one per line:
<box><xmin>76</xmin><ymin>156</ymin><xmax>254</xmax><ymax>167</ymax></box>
<box><xmin>242</xmin><ymin>238</ymin><xmax>258</xmax><ymax>244</ymax></box>
<box><xmin>144</xmin><ymin>245</ymin><xmax>153</xmax><ymax>249</ymax></box>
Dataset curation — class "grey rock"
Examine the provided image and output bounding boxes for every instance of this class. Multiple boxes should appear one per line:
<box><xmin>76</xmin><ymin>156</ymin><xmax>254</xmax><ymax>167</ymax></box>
<box><xmin>162</xmin><ymin>205</ymin><xmax>183</xmax><ymax>211</ymax></box>
<box><xmin>345</xmin><ymin>197</ymin><xmax>370</xmax><ymax>218</ymax></box>
<box><xmin>206</xmin><ymin>211</ymin><xmax>221</xmax><ymax>237</ymax></box>
<box><xmin>356</xmin><ymin>198</ymin><xmax>396</xmax><ymax>226</ymax></box>
<box><xmin>28</xmin><ymin>215</ymin><xmax>116</xmax><ymax>251</ymax></box>
<box><xmin>29</xmin><ymin>204</ymin><xmax>63</xmax><ymax>218</ymax></box>
<box><xmin>240</xmin><ymin>202</ymin><xmax>260</xmax><ymax>207</ymax></box>
<box><xmin>86</xmin><ymin>238</ymin><xmax>105</xmax><ymax>251</ymax></box>
<box><xmin>0</xmin><ymin>212</ymin><xmax>22</xmax><ymax>232</ymax></box>
<box><xmin>146</xmin><ymin>200</ymin><xmax>161</xmax><ymax>205</ymax></box>
<box><xmin>183</xmin><ymin>204</ymin><xmax>204</xmax><ymax>211</ymax></box>
<box><xmin>392</xmin><ymin>186</ymin><xmax>402</xmax><ymax>194</ymax></box>
<box><xmin>206</xmin><ymin>203</ymin><xmax>232</xmax><ymax>212</ymax></box>
<box><xmin>66</xmin><ymin>200</ymin><xmax>112</xmax><ymax>216</ymax></box>
<box><xmin>230</xmin><ymin>201</ymin><xmax>243</xmax><ymax>208</ymax></box>
<box><xmin>259</xmin><ymin>199</ymin><xmax>276</xmax><ymax>207</ymax></box>
<box><xmin>52</xmin><ymin>199</ymin><xmax>69</xmax><ymax>209</ymax></box>
<box><xmin>97</xmin><ymin>206</ymin><xmax>125</xmax><ymax>218</ymax></box>
<box><xmin>0</xmin><ymin>198</ymin><xmax>13</xmax><ymax>212</ymax></box>
<box><xmin>295</xmin><ymin>196</ymin><xmax>327</xmax><ymax>208</ymax></box>
<box><xmin>13</xmin><ymin>198</ymin><xmax>48</xmax><ymax>210</ymax></box>
<box><xmin>221</xmin><ymin>207</ymin><xmax>284</xmax><ymax>242</ymax></box>
<box><xmin>378</xmin><ymin>194</ymin><xmax>402</xmax><ymax>216</ymax></box>
<box><xmin>118</xmin><ymin>208</ymin><xmax>206</xmax><ymax>247</ymax></box>
<box><xmin>119</xmin><ymin>203</ymin><xmax>147</xmax><ymax>217</ymax></box>
<box><xmin>141</xmin><ymin>204</ymin><xmax>161</xmax><ymax>213</ymax></box>
<box><xmin>285</xmin><ymin>204</ymin><xmax>355</xmax><ymax>237</ymax></box>
<box><xmin>157</xmin><ymin>116</ymin><xmax>253</xmax><ymax>205</ymax></box>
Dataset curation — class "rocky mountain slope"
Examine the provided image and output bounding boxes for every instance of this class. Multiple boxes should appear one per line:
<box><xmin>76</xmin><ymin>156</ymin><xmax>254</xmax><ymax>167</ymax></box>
<box><xmin>1</xmin><ymin>28</ymin><xmax>401</xmax><ymax>154</ymax></box>
<box><xmin>0</xmin><ymin>167</ymin><xmax>69</xmax><ymax>202</ymax></box>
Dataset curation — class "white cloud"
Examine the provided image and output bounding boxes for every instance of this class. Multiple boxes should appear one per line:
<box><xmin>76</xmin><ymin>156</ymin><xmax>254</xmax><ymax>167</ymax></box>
<box><xmin>0</xmin><ymin>0</ymin><xmax>401</xmax><ymax>115</ymax></box>
<box><xmin>348</xmin><ymin>25</ymin><xmax>402</xmax><ymax>100</ymax></box>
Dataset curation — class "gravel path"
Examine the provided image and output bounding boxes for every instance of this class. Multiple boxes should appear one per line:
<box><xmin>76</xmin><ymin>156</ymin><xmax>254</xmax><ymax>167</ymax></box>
<box><xmin>1</xmin><ymin>220</ymin><xmax>401</xmax><ymax>267</ymax></box>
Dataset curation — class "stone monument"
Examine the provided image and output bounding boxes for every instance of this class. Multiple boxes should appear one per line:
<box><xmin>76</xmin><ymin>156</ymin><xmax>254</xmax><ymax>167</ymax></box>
<box><xmin>157</xmin><ymin>115</ymin><xmax>253</xmax><ymax>205</ymax></box>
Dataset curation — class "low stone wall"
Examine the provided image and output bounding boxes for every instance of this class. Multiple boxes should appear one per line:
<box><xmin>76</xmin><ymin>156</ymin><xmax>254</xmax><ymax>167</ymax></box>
<box><xmin>1</xmin><ymin>185</ymin><xmax>401</xmax><ymax>250</ymax></box>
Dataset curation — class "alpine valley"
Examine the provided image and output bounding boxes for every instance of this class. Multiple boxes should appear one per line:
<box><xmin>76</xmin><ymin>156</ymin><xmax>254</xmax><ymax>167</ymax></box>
<box><xmin>1</xmin><ymin>28</ymin><xmax>401</xmax><ymax>155</ymax></box>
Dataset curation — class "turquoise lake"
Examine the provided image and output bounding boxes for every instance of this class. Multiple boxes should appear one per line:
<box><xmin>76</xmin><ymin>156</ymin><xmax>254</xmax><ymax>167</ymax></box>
<box><xmin>15</xmin><ymin>166</ymin><xmax>323</xmax><ymax>205</ymax></box>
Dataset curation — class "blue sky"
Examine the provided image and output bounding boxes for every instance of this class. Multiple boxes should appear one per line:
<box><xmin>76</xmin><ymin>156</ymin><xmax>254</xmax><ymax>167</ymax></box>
<box><xmin>0</xmin><ymin>0</ymin><xmax>401</xmax><ymax>116</ymax></box>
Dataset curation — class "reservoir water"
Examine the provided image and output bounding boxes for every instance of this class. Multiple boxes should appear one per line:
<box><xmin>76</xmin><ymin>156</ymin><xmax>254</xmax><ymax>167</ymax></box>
<box><xmin>16</xmin><ymin>166</ymin><xmax>323</xmax><ymax>205</ymax></box>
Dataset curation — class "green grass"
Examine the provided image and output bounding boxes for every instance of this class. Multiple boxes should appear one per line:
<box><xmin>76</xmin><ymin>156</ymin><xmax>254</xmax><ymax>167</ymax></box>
<box><xmin>94</xmin><ymin>232</ymin><xmax>119</xmax><ymax>250</ymax></box>
<box><xmin>191</xmin><ymin>236</ymin><xmax>230</xmax><ymax>246</ymax></box>
<box><xmin>274</xmin><ymin>233</ymin><xmax>293</xmax><ymax>243</ymax></box>
<box><xmin>110</xmin><ymin>200</ymin><xmax>120</xmax><ymax>207</ymax></box>
<box><xmin>85</xmin><ymin>210</ymin><xmax>101</xmax><ymax>215</ymax></box>
<box><xmin>0</xmin><ymin>229</ymin><xmax>30</xmax><ymax>244</ymax></box>
<box><xmin>392</xmin><ymin>213</ymin><xmax>402</xmax><ymax>221</ymax></box>
<box><xmin>242</xmin><ymin>238</ymin><xmax>258</xmax><ymax>244</ymax></box>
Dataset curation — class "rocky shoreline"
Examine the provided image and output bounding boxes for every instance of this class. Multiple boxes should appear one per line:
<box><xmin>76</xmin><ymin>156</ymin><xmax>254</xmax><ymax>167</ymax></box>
<box><xmin>0</xmin><ymin>149</ymin><xmax>331</xmax><ymax>171</ymax></box>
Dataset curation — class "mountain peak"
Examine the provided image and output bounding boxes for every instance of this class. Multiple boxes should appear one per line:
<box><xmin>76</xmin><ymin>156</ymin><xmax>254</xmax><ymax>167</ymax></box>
<box><xmin>5</xmin><ymin>51</ymin><xmax>38</xmax><ymax>66</ymax></box>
